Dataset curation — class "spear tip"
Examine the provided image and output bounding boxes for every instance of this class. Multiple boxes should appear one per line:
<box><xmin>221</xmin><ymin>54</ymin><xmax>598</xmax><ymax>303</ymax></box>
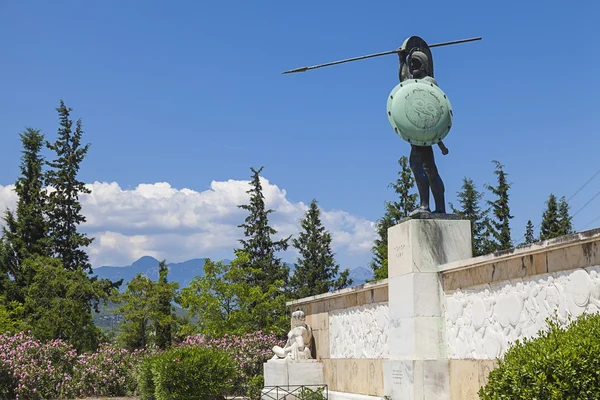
<box><xmin>281</xmin><ymin>66</ymin><xmax>309</xmax><ymax>74</ymax></box>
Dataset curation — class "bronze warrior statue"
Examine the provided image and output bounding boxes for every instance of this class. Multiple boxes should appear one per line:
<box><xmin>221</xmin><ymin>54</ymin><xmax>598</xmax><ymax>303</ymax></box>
<box><xmin>397</xmin><ymin>47</ymin><xmax>448</xmax><ymax>215</ymax></box>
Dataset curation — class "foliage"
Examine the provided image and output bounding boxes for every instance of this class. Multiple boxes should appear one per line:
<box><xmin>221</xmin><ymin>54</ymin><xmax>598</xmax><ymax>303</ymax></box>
<box><xmin>370</xmin><ymin>156</ymin><xmax>417</xmax><ymax>280</ymax></box>
<box><xmin>479</xmin><ymin>313</ymin><xmax>600</xmax><ymax>399</ymax></box>
<box><xmin>22</xmin><ymin>257</ymin><xmax>116</xmax><ymax>352</ymax></box>
<box><xmin>237</xmin><ymin>166</ymin><xmax>291</xmax><ymax>291</ymax></box>
<box><xmin>181</xmin><ymin>331</ymin><xmax>285</xmax><ymax>398</ymax></box>
<box><xmin>290</xmin><ymin>199</ymin><xmax>352</xmax><ymax>299</ymax></box>
<box><xmin>540</xmin><ymin>193</ymin><xmax>561</xmax><ymax>241</ymax></box>
<box><xmin>0</xmin><ymin>128</ymin><xmax>49</xmax><ymax>298</ymax></box>
<box><xmin>0</xmin><ymin>296</ymin><xmax>27</xmax><ymax>334</ymax></box>
<box><xmin>484</xmin><ymin>160</ymin><xmax>513</xmax><ymax>251</ymax></box>
<box><xmin>524</xmin><ymin>219</ymin><xmax>536</xmax><ymax>244</ymax></box>
<box><xmin>300</xmin><ymin>386</ymin><xmax>326</xmax><ymax>400</ymax></box>
<box><xmin>179</xmin><ymin>253</ymin><xmax>289</xmax><ymax>337</ymax></box>
<box><xmin>178</xmin><ymin>257</ymin><xmax>248</xmax><ymax>337</ymax></box>
<box><xmin>451</xmin><ymin>177</ymin><xmax>487</xmax><ymax>256</ymax></box>
<box><xmin>115</xmin><ymin>261</ymin><xmax>179</xmax><ymax>350</ymax></box>
<box><xmin>139</xmin><ymin>345</ymin><xmax>237</xmax><ymax>400</ymax></box>
<box><xmin>45</xmin><ymin>100</ymin><xmax>93</xmax><ymax>273</ymax></box>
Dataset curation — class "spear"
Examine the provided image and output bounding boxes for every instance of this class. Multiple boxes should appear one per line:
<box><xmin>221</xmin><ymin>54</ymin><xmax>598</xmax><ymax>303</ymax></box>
<box><xmin>281</xmin><ymin>37</ymin><xmax>481</xmax><ymax>74</ymax></box>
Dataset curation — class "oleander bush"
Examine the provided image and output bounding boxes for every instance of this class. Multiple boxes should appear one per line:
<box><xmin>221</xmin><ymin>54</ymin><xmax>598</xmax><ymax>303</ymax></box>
<box><xmin>0</xmin><ymin>331</ymin><xmax>156</xmax><ymax>399</ymax></box>
<box><xmin>0</xmin><ymin>331</ymin><xmax>78</xmax><ymax>399</ymax></box>
<box><xmin>479</xmin><ymin>313</ymin><xmax>600</xmax><ymax>400</ymax></box>
<box><xmin>71</xmin><ymin>342</ymin><xmax>151</xmax><ymax>398</ymax></box>
<box><xmin>138</xmin><ymin>345</ymin><xmax>237</xmax><ymax>400</ymax></box>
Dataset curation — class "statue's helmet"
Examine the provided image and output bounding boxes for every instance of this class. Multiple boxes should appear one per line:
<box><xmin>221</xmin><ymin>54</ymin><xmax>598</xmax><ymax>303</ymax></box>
<box><xmin>292</xmin><ymin>309</ymin><xmax>306</xmax><ymax>321</ymax></box>
<box><xmin>408</xmin><ymin>50</ymin><xmax>431</xmax><ymax>76</ymax></box>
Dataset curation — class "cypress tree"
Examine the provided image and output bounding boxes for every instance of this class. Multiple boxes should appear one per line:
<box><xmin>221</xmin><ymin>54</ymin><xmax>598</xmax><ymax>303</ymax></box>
<box><xmin>539</xmin><ymin>193</ymin><xmax>561</xmax><ymax>241</ymax></box>
<box><xmin>451</xmin><ymin>177</ymin><xmax>487</xmax><ymax>256</ymax></box>
<box><xmin>485</xmin><ymin>161</ymin><xmax>513</xmax><ymax>251</ymax></box>
<box><xmin>370</xmin><ymin>156</ymin><xmax>417</xmax><ymax>280</ymax></box>
<box><xmin>45</xmin><ymin>101</ymin><xmax>93</xmax><ymax>272</ymax></box>
<box><xmin>237</xmin><ymin>166</ymin><xmax>290</xmax><ymax>290</ymax></box>
<box><xmin>154</xmin><ymin>260</ymin><xmax>178</xmax><ymax>349</ymax></box>
<box><xmin>524</xmin><ymin>220</ymin><xmax>535</xmax><ymax>244</ymax></box>
<box><xmin>290</xmin><ymin>199</ymin><xmax>352</xmax><ymax>299</ymax></box>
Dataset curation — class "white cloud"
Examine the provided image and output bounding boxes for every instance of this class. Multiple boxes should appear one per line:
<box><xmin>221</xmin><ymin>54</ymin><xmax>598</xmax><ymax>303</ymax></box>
<box><xmin>0</xmin><ymin>177</ymin><xmax>376</xmax><ymax>270</ymax></box>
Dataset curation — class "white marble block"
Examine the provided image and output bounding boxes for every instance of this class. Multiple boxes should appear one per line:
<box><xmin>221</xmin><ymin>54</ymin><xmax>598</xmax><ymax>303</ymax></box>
<box><xmin>388</xmin><ymin>316</ymin><xmax>446</xmax><ymax>360</ymax></box>
<box><xmin>383</xmin><ymin>359</ymin><xmax>450</xmax><ymax>400</ymax></box>
<box><xmin>389</xmin><ymin>272</ymin><xmax>443</xmax><ymax>319</ymax></box>
<box><xmin>388</xmin><ymin>218</ymin><xmax>472</xmax><ymax>277</ymax></box>
<box><xmin>263</xmin><ymin>358</ymin><xmax>324</xmax><ymax>387</ymax></box>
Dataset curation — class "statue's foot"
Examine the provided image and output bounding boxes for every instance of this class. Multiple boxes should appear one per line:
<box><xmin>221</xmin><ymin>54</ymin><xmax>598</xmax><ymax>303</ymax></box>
<box><xmin>410</xmin><ymin>206</ymin><xmax>431</xmax><ymax>217</ymax></box>
<box><xmin>432</xmin><ymin>209</ymin><xmax>446</xmax><ymax>214</ymax></box>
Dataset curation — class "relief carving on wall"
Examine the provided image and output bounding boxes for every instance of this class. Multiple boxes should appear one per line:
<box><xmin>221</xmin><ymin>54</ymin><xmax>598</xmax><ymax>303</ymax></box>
<box><xmin>329</xmin><ymin>302</ymin><xmax>389</xmax><ymax>359</ymax></box>
<box><xmin>445</xmin><ymin>266</ymin><xmax>600</xmax><ymax>359</ymax></box>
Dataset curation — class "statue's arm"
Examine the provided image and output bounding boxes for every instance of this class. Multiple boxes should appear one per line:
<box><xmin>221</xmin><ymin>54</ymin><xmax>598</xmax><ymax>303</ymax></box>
<box><xmin>293</xmin><ymin>334</ymin><xmax>306</xmax><ymax>351</ymax></box>
<box><xmin>398</xmin><ymin>49</ymin><xmax>410</xmax><ymax>82</ymax></box>
<box><xmin>437</xmin><ymin>141</ymin><xmax>449</xmax><ymax>155</ymax></box>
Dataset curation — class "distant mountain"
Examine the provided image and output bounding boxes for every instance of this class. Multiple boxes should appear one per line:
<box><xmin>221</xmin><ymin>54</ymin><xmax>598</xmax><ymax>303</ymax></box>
<box><xmin>94</xmin><ymin>256</ymin><xmax>373</xmax><ymax>291</ymax></box>
<box><xmin>94</xmin><ymin>257</ymin><xmax>209</xmax><ymax>291</ymax></box>
<box><xmin>348</xmin><ymin>266</ymin><xmax>374</xmax><ymax>285</ymax></box>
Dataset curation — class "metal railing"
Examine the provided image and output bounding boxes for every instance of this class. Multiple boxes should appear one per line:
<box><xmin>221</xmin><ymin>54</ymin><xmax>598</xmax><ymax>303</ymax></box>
<box><xmin>261</xmin><ymin>384</ymin><xmax>328</xmax><ymax>400</ymax></box>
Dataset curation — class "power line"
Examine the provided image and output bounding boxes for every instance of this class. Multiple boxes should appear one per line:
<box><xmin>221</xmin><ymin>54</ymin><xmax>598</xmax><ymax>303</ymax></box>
<box><xmin>583</xmin><ymin>214</ymin><xmax>600</xmax><ymax>230</ymax></box>
<box><xmin>571</xmin><ymin>188</ymin><xmax>600</xmax><ymax>219</ymax></box>
<box><xmin>514</xmin><ymin>165</ymin><xmax>600</xmax><ymax>241</ymax></box>
<box><xmin>566</xmin><ymin>166</ymin><xmax>600</xmax><ymax>202</ymax></box>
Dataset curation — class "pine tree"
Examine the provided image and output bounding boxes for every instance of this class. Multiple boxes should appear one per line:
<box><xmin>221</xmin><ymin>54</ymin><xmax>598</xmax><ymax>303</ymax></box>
<box><xmin>485</xmin><ymin>161</ymin><xmax>513</xmax><ymax>251</ymax></box>
<box><xmin>524</xmin><ymin>220</ymin><xmax>535</xmax><ymax>244</ymax></box>
<box><xmin>290</xmin><ymin>199</ymin><xmax>352</xmax><ymax>299</ymax></box>
<box><xmin>237</xmin><ymin>166</ymin><xmax>290</xmax><ymax>290</ymax></box>
<box><xmin>45</xmin><ymin>101</ymin><xmax>93</xmax><ymax>272</ymax></box>
<box><xmin>451</xmin><ymin>177</ymin><xmax>487</xmax><ymax>256</ymax></box>
<box><xmin>557</xmin><ymin>196</ymin><xmax>574</xmax><ymax>236</ymax></box>
<box><xmin>0</xmin><ymin>128</ymin><xmax>49</xmax><ymax>298</ymax></box>
<box><xmin>539</xmin><ymin>193</ymin><xmax>561</xmax><ymax>241</ymax></box>
<box><xmin>370</xmin><ymin>156</ymin><xmax>417</xmax><ymax>280</ymax></box>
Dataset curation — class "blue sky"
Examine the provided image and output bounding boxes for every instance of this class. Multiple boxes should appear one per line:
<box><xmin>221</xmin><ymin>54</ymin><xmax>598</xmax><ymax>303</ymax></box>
<box><xmin>1</xmin><ymin>1</ymin><xmax>599</xmax><ymax>269</ymax></box>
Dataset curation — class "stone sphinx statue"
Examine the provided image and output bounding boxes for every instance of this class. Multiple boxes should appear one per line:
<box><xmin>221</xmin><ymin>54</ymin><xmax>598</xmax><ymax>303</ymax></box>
<box><xmin>272</xmin><ymin>310</ymin><xmax>313</xmax><ymax>361</ymax></box>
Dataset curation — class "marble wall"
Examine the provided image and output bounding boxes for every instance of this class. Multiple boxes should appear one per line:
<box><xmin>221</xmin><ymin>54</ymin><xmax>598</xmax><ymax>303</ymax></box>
<box><xmin>445</xmin><ymin>266</ymin><xmax>600</xmax><ymax>359</ymax></box>
<box><xmin>329</xmin><ymin>302</ymin><xmax>389</xmax><ymax>359</ymax></box>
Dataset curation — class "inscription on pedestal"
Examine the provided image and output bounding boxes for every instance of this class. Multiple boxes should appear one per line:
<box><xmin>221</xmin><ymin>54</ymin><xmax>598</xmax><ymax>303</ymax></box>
<box><xmin>394</xmin><ymin>244</ymin><xmax>406</xmax><ymax>259</ymax></box>
<box><xmin>392</xmin><ymin>367</ymin><xmax>404</xmax><ymax>385</ymax></box>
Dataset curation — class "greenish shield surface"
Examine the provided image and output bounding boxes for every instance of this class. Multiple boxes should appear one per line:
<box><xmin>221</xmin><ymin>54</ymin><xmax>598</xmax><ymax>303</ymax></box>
<box><xmin>386</xmin><ymin>79</ymin><xmax>453</xmax><ymax>146</ymax></box>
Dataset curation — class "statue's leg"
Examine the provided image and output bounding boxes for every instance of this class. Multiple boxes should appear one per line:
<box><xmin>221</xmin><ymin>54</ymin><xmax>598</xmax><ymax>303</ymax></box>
<box><xmin>409</xmin><ymin>145</ymin><xmax>431</xmax><ymax>212</ymax></box>
<box><xmin>421</xmin><ymin>147</ymin><xmax>446</xmax><ymax>213</ymax></box>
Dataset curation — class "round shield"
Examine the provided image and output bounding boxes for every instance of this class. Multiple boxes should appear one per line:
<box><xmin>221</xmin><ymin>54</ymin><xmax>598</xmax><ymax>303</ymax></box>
<box><xmin>386</xmin><ymin>79</ymin><xmax>453</xmax><ymax>146</ymax></box>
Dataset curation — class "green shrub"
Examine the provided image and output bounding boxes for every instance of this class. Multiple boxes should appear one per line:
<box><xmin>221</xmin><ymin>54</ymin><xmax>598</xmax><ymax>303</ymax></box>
<box><xmin>137</xmin><ymin>357</ymin><xmax>156</xmax><ymax>400</ymax></box>
<box><xmin>479</xmin><ymin>313</ymin><xmax>600</xmax><ymax>399</ymax></box>
<box><xmin>246</xmin><ymin>374</ymin><xmax>264</xmax><ymax>400</ymax></box>
<box><xmin>138</xmin><ymin>345</ymin><xmax>237</xmax><ymax>400</ymax></box>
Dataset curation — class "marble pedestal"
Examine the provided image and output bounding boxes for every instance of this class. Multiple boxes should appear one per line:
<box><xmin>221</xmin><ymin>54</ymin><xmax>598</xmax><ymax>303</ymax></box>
<box><xmin>383</xmin><ymin>217</ymin><xmax>472</xmax><ymax>400</ymax></box>
<box><xmin>263</xmin><ymin>359</ymin><xmax>324</xmax><ymax>400</ymax></box>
